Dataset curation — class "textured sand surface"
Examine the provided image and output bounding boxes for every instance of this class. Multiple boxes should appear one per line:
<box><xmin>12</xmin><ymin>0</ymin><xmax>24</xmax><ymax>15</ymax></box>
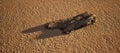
<box><xmin>1</xmin><ymin>0</ymin><xmax>120</xmax><ymax>53</ymax></box>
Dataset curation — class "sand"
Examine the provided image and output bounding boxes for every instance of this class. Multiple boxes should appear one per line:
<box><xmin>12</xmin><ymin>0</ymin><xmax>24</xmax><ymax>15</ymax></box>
<box><xmin>1</xmin><ymin>0</ymin><xmax>120</xmax><ymax>53</ymax></box>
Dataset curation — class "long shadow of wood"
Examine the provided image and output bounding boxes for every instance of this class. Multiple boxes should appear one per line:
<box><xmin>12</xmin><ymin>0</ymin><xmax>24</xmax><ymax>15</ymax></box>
<box><xmin>22</xmin><ymin>24</ymin><xmax>65</xmax><ymax>39</ymax></box>
<box><xmin>22</xmin><ymin>12</ymin><xmax>96</xmax><ymax>39</ymax></box>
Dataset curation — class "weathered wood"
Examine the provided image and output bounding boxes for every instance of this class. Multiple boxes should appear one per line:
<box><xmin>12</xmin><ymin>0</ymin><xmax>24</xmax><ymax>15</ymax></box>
<box><xmin>45</xmin><ymin>12</ymin><xmax>96</xmax><ymax>34</ymax></box>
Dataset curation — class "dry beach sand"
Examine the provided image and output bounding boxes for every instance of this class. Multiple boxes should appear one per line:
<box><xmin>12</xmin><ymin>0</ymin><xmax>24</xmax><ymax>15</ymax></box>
<box><xmin>1</xmin><ymin>0</ymin><xmax>120</xmax><ymax>53</ymax></box>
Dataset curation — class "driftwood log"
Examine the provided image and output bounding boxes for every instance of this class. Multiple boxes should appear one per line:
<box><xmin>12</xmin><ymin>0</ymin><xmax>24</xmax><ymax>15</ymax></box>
<box><xmin>45</xmin><ymin>12</ymin><xmax>96</xmax><ymax>34</ymax></box>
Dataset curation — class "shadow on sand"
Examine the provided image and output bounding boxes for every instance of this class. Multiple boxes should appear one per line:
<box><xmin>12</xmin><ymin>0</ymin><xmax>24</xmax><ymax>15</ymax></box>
<box><xmin>22</xmin><ymin>24</ymin><xmax>65</xmax><ymax>39</ymax></box>
<box><xmin>22</xmin><ymin>12</ymin><xmax>96</xmax><ymax>39</ymax></box>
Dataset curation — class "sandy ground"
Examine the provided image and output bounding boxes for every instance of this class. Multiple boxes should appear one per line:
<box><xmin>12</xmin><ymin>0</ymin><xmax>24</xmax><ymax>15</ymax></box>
<box><xmin>1</xmin><ymin>0</ymin><xmax>120</xmax><ymax>53</ymax></box>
